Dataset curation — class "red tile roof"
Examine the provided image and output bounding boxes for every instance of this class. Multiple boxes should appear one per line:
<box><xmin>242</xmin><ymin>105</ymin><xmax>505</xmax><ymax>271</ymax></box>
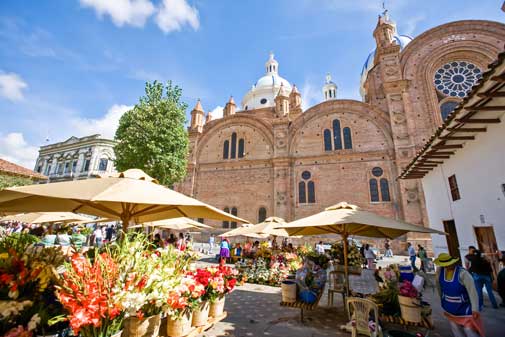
<box><xmin>0</xmin><ymin>158</ymin><xmax>47</xmax><ymax>180</ymax></box>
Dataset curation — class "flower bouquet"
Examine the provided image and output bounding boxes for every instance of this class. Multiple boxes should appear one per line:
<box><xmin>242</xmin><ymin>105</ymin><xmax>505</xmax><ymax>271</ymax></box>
<box><xmin>54</xmin><ymin>252</ymin><xmax>124</xmax><ymax>337</ymax></box>
<box><xmin>0</xmin><ymin>233</ymin><xmax>67</xmax><ymax>337</ymax></box>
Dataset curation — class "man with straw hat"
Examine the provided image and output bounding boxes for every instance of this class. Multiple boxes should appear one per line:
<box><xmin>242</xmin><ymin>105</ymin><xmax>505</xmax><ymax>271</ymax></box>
<box><xmin>434</xmin><ymin>253</ymin><xmax>483</xmax><ymax>337</ymax></box>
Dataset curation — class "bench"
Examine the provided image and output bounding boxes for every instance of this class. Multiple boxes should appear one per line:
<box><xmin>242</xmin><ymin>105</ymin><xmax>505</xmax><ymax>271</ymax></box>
<box><xmin>280</xmin><ymin>291</ymin><xmax>323</xmax><ymax>322</ymax></box>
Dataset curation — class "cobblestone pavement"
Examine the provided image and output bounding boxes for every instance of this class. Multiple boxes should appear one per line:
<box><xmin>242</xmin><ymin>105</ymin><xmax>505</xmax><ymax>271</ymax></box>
<box><xmin>194</xmin><ymin>255</ymin><xmax>505</xmax><ymax>337</ymax></box>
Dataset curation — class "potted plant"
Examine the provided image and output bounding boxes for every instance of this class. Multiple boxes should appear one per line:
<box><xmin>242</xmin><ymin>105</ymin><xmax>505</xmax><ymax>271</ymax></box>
<box><xmin>398</xmin><ymin>280</ymin><xmax>422</xmax><ymax>323</ymax></box>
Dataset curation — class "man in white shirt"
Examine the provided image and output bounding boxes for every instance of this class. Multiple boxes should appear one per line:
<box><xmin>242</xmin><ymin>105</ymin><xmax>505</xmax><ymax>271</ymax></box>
<box><xmin>316</xmin><ymin>241</ymin><xmax>325</xmax><ymax>254</ymax></box>
<box><xmin>93</xmin><ymin>226</ymin><xmax>103</xmax><ymax>248</ymax></box>
<box><xmin>407</xmin><ymin>242</ymin><xmax>416</xmax><ymax>270</ymax></box>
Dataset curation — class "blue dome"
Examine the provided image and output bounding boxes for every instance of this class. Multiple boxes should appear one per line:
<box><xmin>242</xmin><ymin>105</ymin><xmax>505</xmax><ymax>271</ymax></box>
<box><xmin>360</xmin><ymin>34</ymin><xmax>413</xmax><ymax>99</ymax></box>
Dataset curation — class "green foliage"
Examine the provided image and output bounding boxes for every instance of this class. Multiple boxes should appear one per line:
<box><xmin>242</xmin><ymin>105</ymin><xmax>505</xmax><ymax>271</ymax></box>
<box><xmin>0</xmin><ymin>174</ymin><xmax>33</xmax><ymax>189</ymax></box>
<box><xmin>114</xmin><ymin>81</ymin><xmax>189</xmax><ymax>186</ymax></box>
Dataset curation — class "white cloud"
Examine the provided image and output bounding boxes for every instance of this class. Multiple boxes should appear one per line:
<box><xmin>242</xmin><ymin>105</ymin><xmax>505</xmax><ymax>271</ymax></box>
<box><xmin>0</xmin><ymin>72</ymin><xmax>27</xmax><ymax>101</ymax></box>
<box><xmin>301</xmin><ymin>81</ymin><xmax>321</xmax><ymax>111</ymax></box>
<box><xmin>0</xmin><ymin>132</ymin><xmax>39</xmax><ymax>169</ymax></box>
<box><xmin>80</xmin><ymin>0</ymin><xmax>155</xmax><ymax>27</ymax></box>
<box><xmin>70</xmin><ymin>104</ymin><xmax>134</xmax><ymax>139</ymax></box>
<box><xmin>209</xmin><ymin>105</ymin><xmax>224</xmax><ymax>119</ymax></box>
<box><xmin>402</xmin><ymin>14</ymin><xmax>425</xmax><ymax>36</ymax></box>
<box><xmin>156</xmin><ymin>0</ymin><xmax>199</xmax><ymax>33</ymax></box>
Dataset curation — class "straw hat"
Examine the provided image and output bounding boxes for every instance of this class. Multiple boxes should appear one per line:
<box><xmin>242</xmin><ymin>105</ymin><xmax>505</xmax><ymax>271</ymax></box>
<box><xmin>434</xmin><ymin>253</ymin><xmax>459</xmax><ymax>267</ymax></box>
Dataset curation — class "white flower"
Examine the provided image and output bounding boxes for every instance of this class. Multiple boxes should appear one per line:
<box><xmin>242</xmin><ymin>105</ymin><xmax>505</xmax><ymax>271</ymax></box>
<box><xmin>28</xmin><ymin>313</ymin><xmax>41</xmax><ymax>330</ymax></box>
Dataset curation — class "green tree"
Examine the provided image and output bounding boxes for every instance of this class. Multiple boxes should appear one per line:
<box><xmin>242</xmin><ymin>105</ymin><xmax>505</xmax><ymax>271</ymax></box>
<box><xmin>114</xmin><ymin>81</ymin><xmax>189</xmax><ymax>186</ymax></box>
<box><xmin>0</xmin><ymin>174</ymin><xmax>33</xmax><ymax>189</ymax></box>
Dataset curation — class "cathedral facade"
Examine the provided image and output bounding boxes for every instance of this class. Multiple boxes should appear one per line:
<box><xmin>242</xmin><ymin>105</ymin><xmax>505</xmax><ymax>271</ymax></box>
<box><xmin>176</xmin><ymin>14</ymin><xmax>505</xmax><ymax>243</ymax></box>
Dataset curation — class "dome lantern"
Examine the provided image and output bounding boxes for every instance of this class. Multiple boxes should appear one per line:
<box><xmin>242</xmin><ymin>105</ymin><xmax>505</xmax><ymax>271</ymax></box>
<box><xmin>241</xmin><ymin>52</ymin><xmax>292</xmax><ymax>110</ymax></box>
<box><xmin>323</xmin><ymin>73</ymin><xmax>337</xmax><ymax>101</ymax></box>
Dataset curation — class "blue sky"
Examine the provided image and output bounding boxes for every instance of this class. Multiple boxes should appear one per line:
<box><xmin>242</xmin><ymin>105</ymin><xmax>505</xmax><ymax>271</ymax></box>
<box><xmin>0</xmin><ymin>0</ymin><xmax>503</xmax><ymax>169</ymax></box>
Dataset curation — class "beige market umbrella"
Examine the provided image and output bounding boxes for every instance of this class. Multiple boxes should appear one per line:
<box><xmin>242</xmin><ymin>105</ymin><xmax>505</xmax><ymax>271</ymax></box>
<box><xmin>0</xmin><ymin>169</ymin><xmax>248</xmax><ymax>232</ymax></box>
<box><xmin>276</xmin><ymin>202</ymin><xmax>446</xmax><ymax>295</ymax></box>
<box><xmin>237</xmin><ymin>216</ymin><xmax>291</xmax><ymax>237</ymax></box>
<box><xmin>0</xmin><ymin>212</ymin><xmax>95</xmax><ymax>224</ymax></box>
<box><xmin>221</xmin><ymin>224</ymin><xmax>269</xmax><ymax>238</ymax></box>
<box><xmin>129</xmin><ymin>217</ymin><xmax>212</xmax><ymax>230</ymax></box>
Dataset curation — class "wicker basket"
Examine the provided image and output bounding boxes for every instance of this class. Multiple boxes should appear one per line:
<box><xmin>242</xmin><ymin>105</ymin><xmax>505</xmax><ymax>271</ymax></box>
<box><xmin>398</xmin><ymin>295</ymin><xmax>422</xmax><ymax>323</ymax></box>
<box><xmin>167</xmin><ymin>311</ymin><xmax>193</xmax><ymax>337</ymax></box>
<box><xmin>209</xmin><ymin>296</ymin><xmax>225</xmax><ymax>318</ymax></box>
<box><xmin>123</xmin><ymin>314</ymin><xmax>161</xmax><ymax>337</ymax></box>
<box><xmin>192</xmin><ymin>301</ymin><xmax>210</xmax><ymax>327</ymax></box>
<box><xmin>281</xmin><ymin>281</ymin><xmax>297</xmax><ymax>303</ymax></box>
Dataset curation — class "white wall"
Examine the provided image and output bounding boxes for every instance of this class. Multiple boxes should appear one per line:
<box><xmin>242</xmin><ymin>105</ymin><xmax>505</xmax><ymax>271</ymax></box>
<box><xmin>422</xmin><ymin>119</ymin><xmax>505</xmax><ymax>259</ymax></box>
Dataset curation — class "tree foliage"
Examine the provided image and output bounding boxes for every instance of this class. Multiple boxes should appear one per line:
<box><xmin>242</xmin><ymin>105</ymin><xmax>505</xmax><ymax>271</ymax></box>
<box><xmin>114</xmin><ymin>81</ymin><xmax>189</xmax><ymax>186</ymax></box>
<box><xmin>0</xmin><ymin>174</ymin><xmax>33</xmax><ymax>190</ymax></box>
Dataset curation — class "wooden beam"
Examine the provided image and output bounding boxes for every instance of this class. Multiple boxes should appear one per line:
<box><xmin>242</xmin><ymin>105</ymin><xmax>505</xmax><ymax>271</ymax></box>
<box><xmin>456</xmin><ymin>118</ymin><xmax>501</xmax><ymax>123</ymax></box>
<box><xmin>426</xmin><ymin>151</ymin><xmax>455</xmax><ymax>155</ymax></box>
<box><xmin>467</xmin><ymin>106</ymin><xmax>505</xmax><ymax>111</ymax></box>
<box><xmin>477</xmin><ymin>91</ymin><xmax>505</xmax><ymax>98</ymax></box>
<box><xmin>423</xmin><ymin>155</ymin><xmax>450</xmax><ymax>159</ymax></box>
<box><xmin>418</xmin><ymin>160</ymin><xmax>443</xmax><ymax>164</ymax></box>
<box><xmin>432</xmin><ymin>144</ymin><xmax>463</xmax><ymax>149</ymax></box>
<box><xmin>447</xmin><ymin>127</ymin><xmax>486</xmax><ymax>132</ymax></box>
<box><xmin>490</xmin><ymin>75</ymin><xmax>505</xmax><ymax>82</ymax></box>
<box><xmin>439</xmin><ymin>136</ymin><xmax>475</xmax><ymax>140</ymax></box>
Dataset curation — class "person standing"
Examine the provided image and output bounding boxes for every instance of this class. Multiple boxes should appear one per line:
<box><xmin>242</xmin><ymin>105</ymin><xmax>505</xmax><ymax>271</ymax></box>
<box><xmin>407</xmin><ymin>242</ymin><xmax>417</xmax><ymax>270</ymax></box>
<box><xmin>93</xmin><ymin>226</ymin><xmax>103</xmax><ymax>248</ymax></box>
<box><xmin>364</xmin><ymin>244</ymin><xmax>377</xmax><ymax>269</ymax></box>
<box><xmin>176</xmin><ymin>233</ymin><xmax>186</xmax><ymax>251</ymax></box>
<box><xmin>316</xmin><ymin>241</ymin><xmax>325</xmax><ymax>254</ymax></box>
<box><xmin>465</xmin><ymin>246</ymin><xmax>477</xmax><ymax>270</ymax></box>
<box><xmin>434</xmin><ymin>253</ymin><xmax>483</xmax><ymax>337</ymax></box>
<box><xmin>384</xmin><ymin>239</ymin><xmax>393</xmax><ymax>258</ymax></box>
<box><xmin>208</xmin><ymin>234</ymin><xmax>215</xmax><ymax>253</ymax></box>
<box><xmin>497</xmin><ymin>252</ymin><xmax>505</xmax><ymax>307</ymax></box>
<box><xmin>468</xmin><ymin>250</ymin><xmax>498</xmax><ymax>310</ymax></box>
<box><xmin>220</xmin><ymin>238</ymin><xmax>230</xmax><ymax>263</ymax></box>
<box><xmin>418</xmin><ymin>245</ymin><xmax>428</xmax><ymax>272</ymax></box>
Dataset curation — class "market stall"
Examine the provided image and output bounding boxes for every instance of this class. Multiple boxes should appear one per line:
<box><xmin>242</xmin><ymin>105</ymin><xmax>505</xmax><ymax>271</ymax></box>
<box><xmin>275</xmin><ymin>202</ymin><xmax>446</xmax><ymax>332</ymax></box>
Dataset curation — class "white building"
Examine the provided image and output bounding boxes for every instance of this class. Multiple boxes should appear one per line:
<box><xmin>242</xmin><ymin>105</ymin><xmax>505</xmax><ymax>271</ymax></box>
<box><xmin>35</xmin><ymin>134</ymin><xmax>116</xmax><ymax>183</ymax></box>
<box><xmin>400</xmin><ymin>51</ymin><xmax>505</xmax><ymax>278</ymax></box>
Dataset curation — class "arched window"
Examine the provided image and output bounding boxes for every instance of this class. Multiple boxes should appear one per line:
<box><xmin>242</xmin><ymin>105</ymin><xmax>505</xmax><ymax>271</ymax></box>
<box><xmin>223</xmin><ymin>140</ymin><xmax>229</xmax><ymax>159</ymax></box>
<box><xmin>238</xmin><ymin>139</ymin><xmax>245</xmax><ymax>158</ymax></box>
<box><xmin>369</xmin><ymin>179</ymin><xmax>379</xmax><ymax>202</ymax></box>
<box><xmin>307</xmin><ymin>181</ymin><xmax>316</xmax><ymax>203</ymax></box>
<box><xmin>332</xmin><ymin>119</ymin><xmax>342</xmax><ymax>150</ymax></box>
<box><xmin>230</xmin><ymin>132</ymin><xmax>237</xmax><ymax>159</ymax></box>
<box><xmin>343</xmin><ymin>127</ymin><xmax>352</xmax><ymax>149</ymax></box>
<box><xmin>380</xmin><ymin>178</ymin><xmax>390</xmax><ymax>202</ymax></box>
<box><xmin>231</xmin><ymin>207</ymin><xmax>238</xmax><ymax>228</ymax></box>
<box><xmin>298</xmin><ymin>181</ymin><xmax>306</xmax><ymax>204</ymax></box>
<box><xmin>323</xmin><ymin>129</ymin><xmax>332</xmax><ymax>151</ymax></box>
<box><xmin>258</xmin><ymin>207</ymin><xmax>267</xmax><ymax>223</ymax></box>
<box><xmin>222</xmin><ymin>207</ymin><xmax>230</xmax><ymax>228</ymax></box>
<box><xmin>440</xmin><ymin>101</ymin><xmax>460</xmax><ymax>121</ymax></box>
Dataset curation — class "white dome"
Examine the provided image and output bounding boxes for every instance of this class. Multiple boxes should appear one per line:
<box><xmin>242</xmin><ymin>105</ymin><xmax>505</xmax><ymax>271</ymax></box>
<box><xmin>255</xmin><ymin>73</ymin><xmax>292</xmax><ymax>90</ymax></box>
<box><xmin>242</xmin><ymin>53</ymin><xmax>292</xmax><ymax>110</ymax></box>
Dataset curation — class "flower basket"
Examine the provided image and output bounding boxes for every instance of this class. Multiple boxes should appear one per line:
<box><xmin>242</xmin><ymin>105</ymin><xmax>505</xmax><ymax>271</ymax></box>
<box><xmin>209</xmin><ymin>296</ymin><xmax>225</xmax><ymax>318</ymax></box>
<box><xmin>167</xmin><ymin>311</ymin><xmax>193</xmax><ymax>337</ymax></box>
<box><xmin>281</xmin><ymin>280</ymin><xmax>297</xmax><ymax>303</ymax></box>
<box><xmin>123</xmin><ymin>314</ymin><xmax>161</xmax><ymax>337</ymax></box>
<box><xmin>192</xmin><ymin>301</ymin><xmax>210</xmax><ymax>327</ymax></box>
<box><xmin>398</xmin><ymin>295</ymin><xmax>422</xmax><ymax>323</ymax></box>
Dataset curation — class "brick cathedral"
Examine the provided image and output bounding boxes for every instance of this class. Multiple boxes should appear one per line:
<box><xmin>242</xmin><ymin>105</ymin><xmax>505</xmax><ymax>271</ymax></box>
<box><xmin>176</xmin><ymin>12</ymin><xmax>505</xmax><ymax>245</ymax></box>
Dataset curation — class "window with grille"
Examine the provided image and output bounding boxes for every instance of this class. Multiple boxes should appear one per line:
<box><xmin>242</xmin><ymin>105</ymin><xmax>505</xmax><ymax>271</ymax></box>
<box><xmin>448</xmin><ymin>175</ymin><xmax>461</xmax><ymax>201</ymax></box>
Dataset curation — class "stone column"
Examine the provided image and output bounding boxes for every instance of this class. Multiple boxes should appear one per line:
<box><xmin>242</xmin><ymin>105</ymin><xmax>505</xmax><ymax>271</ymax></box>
<box><xmin>272</xmin><ymin>118</ymin><xmax>291</xmax><ymax>220</ymax></box>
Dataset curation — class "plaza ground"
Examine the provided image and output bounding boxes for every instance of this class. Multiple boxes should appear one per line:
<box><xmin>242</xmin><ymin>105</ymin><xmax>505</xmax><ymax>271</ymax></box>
<box><xmin>194</xmin><ymin>252</ymin><xmax>505</xmax><ymax>337</ymax></box>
